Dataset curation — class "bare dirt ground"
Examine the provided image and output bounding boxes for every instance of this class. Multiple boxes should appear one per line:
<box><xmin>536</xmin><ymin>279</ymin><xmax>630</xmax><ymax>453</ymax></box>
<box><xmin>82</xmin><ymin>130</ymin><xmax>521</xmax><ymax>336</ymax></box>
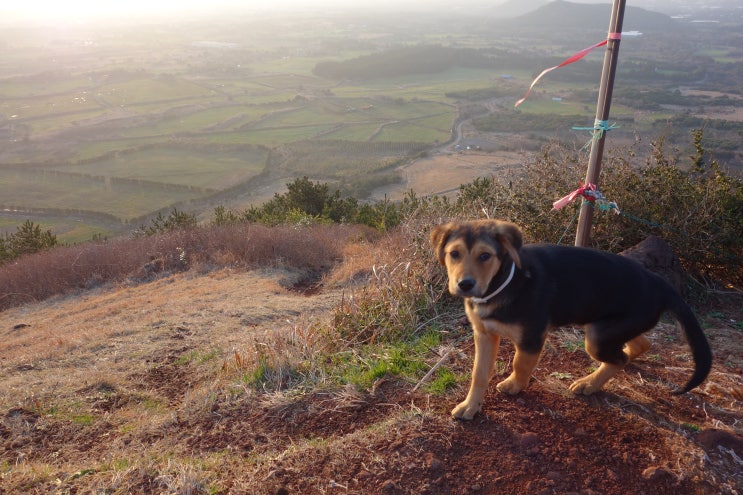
<box><xmin>1</xmin><ymin>266</ymin><xmax>742</xmax><ymax>494</ymax></box>
<box><xmin>371</xmin><ymin>150</ymin><xmax>525</xmax><ymax>201</ymax></box>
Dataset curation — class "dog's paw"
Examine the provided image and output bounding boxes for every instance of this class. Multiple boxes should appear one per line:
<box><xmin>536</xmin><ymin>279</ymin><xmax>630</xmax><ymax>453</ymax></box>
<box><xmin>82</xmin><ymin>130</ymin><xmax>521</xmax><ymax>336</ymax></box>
<box><xmin>451</xmin><ymin>400</ymin><xmax>480</xmax><ymax>420</ymax></box>
<box><xmin>568</xmin><ymin>377</ymin><xmax>601</xmax><ymax>395</ymax></box>
<box><xmin>496</xmin><ymin>375</ymin><xmax>525</xmax><ymax>395</ymax></box>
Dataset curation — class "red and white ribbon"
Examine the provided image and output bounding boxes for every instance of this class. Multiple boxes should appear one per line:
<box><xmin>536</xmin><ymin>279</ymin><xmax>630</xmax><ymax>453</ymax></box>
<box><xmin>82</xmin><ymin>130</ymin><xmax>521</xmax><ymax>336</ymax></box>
<box><xmin>515</xmin><ymin>33</ymin><xmax>621</xmax><ymax>108</ymax></box>
<box><xmin>552</xmin><ymin>182</ymin><xmax>620</xmax><ymax>213</ymax></box>
<box><xmin>554</xmin><ymin>182</ymin><xmax>603</xmax><ymax>210</ymax></box>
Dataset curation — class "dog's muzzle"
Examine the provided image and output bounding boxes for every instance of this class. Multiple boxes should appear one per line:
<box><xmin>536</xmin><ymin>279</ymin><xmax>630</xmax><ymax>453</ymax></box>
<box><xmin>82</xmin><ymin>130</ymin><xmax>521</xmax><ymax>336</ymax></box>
<box><xmin>457</xmin><ymin>278</ymin><xmax>476</xmax><ymax>295</ymax></box>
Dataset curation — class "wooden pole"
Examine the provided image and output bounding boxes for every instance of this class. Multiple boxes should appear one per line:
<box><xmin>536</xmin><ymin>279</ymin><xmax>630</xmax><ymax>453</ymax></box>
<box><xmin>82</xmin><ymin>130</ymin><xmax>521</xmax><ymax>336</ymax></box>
<box><xmin>574</xmin><ymin>0</ymin><xmax>626</xmax><ymax>247</ymax></box>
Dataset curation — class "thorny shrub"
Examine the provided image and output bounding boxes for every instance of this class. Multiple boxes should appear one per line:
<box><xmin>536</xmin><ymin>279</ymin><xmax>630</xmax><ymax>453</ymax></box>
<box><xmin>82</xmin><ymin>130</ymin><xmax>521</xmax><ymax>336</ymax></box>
<box><xmin>0</xmin><ymin>223</ymin><xmax>374</xmax><ymax>312</ymax></box>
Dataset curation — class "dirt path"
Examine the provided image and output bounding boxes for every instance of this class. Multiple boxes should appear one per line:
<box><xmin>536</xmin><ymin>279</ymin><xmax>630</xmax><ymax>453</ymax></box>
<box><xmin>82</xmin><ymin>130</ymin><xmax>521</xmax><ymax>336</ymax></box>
<box><xmin>0</xmin><ymin>268</ymin><xmax>741</xmax><ymax>494</ymax></box>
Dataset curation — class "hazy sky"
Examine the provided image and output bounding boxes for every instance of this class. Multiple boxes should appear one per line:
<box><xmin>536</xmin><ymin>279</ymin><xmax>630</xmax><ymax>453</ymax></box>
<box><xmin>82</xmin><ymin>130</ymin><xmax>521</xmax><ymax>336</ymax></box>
<box><xmin>2</xmin><ymin>1</ymin><xmax>733</xmax><ymax>25</ymax></box>
<box><xmin>0</xmin><ymin>0</ymin><xmax>467</xmax><ymax>23</ymax></box>
<box><xmin>3</xmin><ymin>1</ymin><xmax>284</xmax><ymax>21</ymax></box>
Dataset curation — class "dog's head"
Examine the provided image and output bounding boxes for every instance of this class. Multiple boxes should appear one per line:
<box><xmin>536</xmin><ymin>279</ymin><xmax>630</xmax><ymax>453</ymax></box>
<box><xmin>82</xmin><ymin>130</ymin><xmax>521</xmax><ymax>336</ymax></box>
<box><xmin>430</xmin><ymin>219</ymin><xmax>522</xmax><ymax>298</ymax></box>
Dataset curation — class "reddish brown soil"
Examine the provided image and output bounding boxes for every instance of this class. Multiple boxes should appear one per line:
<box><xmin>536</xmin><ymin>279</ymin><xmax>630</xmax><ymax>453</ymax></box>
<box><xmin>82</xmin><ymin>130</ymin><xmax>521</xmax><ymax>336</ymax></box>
<box><xmin>0</xmin><ymin>269</ymin><xmax>741</xmax><ymax>494</ymax></box>
<box><xmin>245</xmin><ymin>324</ymin><xmax>743</xmax><ymax>495</ymax></box>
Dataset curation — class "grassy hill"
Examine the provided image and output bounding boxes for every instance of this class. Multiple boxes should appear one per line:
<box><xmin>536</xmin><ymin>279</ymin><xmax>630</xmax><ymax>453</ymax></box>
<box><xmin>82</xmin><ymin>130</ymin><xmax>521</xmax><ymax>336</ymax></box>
<box><xmin>497</xmin><ymin>0</ymin><xmax>680</xmax><ymax>32</ymax></box>
<box><xmin>2</xmin><ymin>6</ymin><xmax>743</xmax><ymax>492</ymax></box>
<box><xmin>0</xmin><ymin>214</ymin><xmax>741</xmax><ymax>493</ymax></box>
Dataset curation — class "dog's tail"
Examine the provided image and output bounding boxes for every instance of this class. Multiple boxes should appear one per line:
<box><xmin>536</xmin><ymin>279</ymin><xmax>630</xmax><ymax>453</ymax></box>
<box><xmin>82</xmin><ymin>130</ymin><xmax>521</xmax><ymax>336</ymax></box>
<box><xmin>668</xmin><ymin>294</ymin><xmax>712</xmax><ymax>395</ymax></box>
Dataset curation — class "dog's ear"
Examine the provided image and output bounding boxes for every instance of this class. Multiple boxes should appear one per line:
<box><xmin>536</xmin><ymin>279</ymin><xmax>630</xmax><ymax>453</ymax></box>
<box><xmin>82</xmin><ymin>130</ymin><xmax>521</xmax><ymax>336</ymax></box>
<box><xmin>430</xmin><ymin>223</ymin><xmax>453</xmax><ymax>266</ymax></box>
<box><xmin>491</xmin><ymin>220</ymin><xmax>523</xmax><ymax>269</ymax></box>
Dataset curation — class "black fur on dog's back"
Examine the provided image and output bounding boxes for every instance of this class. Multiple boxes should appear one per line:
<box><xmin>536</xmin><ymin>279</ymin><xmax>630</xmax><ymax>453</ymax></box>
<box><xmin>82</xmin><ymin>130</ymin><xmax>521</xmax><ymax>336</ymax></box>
<box><xmin>480</xmin><ymin>244</ymin><xmax>712</xmax><ymax>394</ymax></box>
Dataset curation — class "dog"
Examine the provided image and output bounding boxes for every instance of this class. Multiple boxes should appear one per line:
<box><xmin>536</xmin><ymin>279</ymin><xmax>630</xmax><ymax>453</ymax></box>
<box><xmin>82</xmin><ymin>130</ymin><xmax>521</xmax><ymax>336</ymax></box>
<box><xmin>430</xmin><ymin>219</ymin><xmax>712</xmax><ymax>420</ymax></box>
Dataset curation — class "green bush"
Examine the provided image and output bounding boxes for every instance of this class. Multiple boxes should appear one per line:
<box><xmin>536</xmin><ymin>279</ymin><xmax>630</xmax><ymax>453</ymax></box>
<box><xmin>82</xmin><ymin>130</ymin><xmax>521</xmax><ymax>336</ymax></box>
<box><xmin>219</xmin><ymin>176</ymin><xmax>403</xmax><ymax>231</ymax></box>
<box><xmin>0</xmin><ymin>220</ymin><xmax>57</xmax><ymax>263</ymax></box>
<box><xmin>135</xmin><ymin>207</ymin><xmax>198</xmax><ymax>236</ymax></box>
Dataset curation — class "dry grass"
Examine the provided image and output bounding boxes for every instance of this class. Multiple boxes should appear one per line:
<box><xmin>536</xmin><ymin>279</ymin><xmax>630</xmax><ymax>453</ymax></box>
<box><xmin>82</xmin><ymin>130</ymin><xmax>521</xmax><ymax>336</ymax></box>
<box><xmin>0</xmin><ymin>261</ymin><xmax>357</xmax><ymax>493</ymax></box>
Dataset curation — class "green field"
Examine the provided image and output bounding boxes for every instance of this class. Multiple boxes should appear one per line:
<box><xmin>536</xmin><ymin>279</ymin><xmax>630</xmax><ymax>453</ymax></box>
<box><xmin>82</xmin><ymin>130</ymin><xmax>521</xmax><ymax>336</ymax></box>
<box><xmin>50</xmin><ymin>146</ymin><xmax>268</xmax><ymax>190</ymax></box>
<box><xmin>0</xmin><ymin>168</ymin><xmax>204</xmax><ymax>220</ymax></box>
<box><xmin>694</xmin><ymin>47</ymin><xmax>739</xmax><ymax>63</ymax></box>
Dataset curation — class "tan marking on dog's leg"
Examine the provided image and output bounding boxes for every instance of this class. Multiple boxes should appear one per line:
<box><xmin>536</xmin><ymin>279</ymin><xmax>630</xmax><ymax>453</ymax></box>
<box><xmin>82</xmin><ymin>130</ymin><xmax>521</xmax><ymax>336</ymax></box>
<box><xmin>569</xmin><ymin>362</ymin><xmax>624</xmax><ymax>395</ymax></box>
<box><xmin>569</xmin><ymin>337</ymin><xmax>626</xmax><ymax>395</ymax></box>
<box><xmin>496</xmin><ymin>347</ymin><xmax>540</xmax><ymax>395</ymax></box>
<box><xmin>451</xmin><ymin>330</ymin><xmax>500</xmax><ymax>420</ymax></box>
<box><xmin>624</xmin><ymin>335</ymin><xmax>651</xmax><ymax>361</ymax></box>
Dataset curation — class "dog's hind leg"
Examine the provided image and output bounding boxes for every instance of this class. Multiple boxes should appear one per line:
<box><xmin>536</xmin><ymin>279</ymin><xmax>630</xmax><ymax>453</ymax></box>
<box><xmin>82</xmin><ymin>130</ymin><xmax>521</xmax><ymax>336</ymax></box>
<box><xmin>569</xmin><ymin>361</ymin><xmax>624</xmax><ymax>395</ymax></box>
<box><xmin>570</xmin><ymin>328</ymin><xmax>631</xmax><ymax>395</ymax></box>
<box><xmin>624</xmin><ymin>335</ymin><xmax>651</xmax><ymax>361</ymax></box>
<box><xmin>452</xmin><ymin>330</ymin><xmax>501</xmax><ymax>420</ymax></box>
<box><xmin>570</xmin><ymin>314</ymin><xmax>658</xmax><ymax>395</ymax></box>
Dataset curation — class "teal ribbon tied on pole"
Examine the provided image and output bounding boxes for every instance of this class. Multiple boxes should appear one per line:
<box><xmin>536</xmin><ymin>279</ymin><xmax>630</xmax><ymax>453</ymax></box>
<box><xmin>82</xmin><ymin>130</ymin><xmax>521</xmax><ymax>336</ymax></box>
<box><xmin>572</xmin><ymin>119</ymin><xmax>620</xmax><ymax>150</ymax></box>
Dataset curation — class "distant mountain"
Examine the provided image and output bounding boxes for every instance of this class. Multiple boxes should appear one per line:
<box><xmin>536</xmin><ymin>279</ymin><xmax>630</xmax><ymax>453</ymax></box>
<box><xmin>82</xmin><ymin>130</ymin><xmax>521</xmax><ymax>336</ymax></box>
<box><xmin>493</xmin><ymin>0</ymin><xmax>551</xmax><ymax>18</ymax></box>
<box><xmin>494</xmin><ymin>0</ymin><xmax>680</xmax><ymax>32</ymax></box>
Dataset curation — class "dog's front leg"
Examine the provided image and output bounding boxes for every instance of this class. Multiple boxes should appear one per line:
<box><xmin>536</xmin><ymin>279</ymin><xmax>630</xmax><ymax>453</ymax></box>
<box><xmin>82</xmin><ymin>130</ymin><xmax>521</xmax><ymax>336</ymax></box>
<box><xmin>452</xmin><ymin>328</ymin><xmax>500</xmax><ymax>420</ymax></box>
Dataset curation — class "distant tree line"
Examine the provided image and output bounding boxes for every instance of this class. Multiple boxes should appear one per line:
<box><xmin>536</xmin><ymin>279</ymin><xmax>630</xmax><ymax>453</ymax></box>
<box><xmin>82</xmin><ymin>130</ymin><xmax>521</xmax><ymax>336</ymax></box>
<box><xmin>312</xmin><ymin>45</ymin><xmax>544</xmax><ymax>81</ymax></box>
<box><xmin>608</xmin><ymin>88</ymin><xmax>743</xmax><ymax>111</ymax></box>
<box><xmin>472</xmin><ymin>111</ymin><xmax>590</xmax><ymax>134</ymax></box>
<box><xmin>444</xmin><ymin>87</ymin><xmax>520</xmax><ymax>101</ymax></box>
<box><xmin>15</xmin><ymin>168</ymin><xmax>216</xmax><ymax>195</ymax></box>
<box><xmin>651</xmin><ymin>116</ymin><xmax>743</xmax><ymax>163</ymax></box>
<box><xmin>311</xmin><ymin>42</ymin><xmax>743</xmax><ymax>94</ymax></box>
<box><xmin>0</xmin><ymin>206</ymin><xmax>122</xmax><ymax>224</ymax></box>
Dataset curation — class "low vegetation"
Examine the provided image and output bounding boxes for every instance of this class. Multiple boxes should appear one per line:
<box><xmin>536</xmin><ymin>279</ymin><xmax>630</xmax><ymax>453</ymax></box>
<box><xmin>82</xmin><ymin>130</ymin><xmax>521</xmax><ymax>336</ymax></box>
<box><xmin>2</xmin><ymin>136</ymin><xmax>741</xmax><ymax>310</ymax></box>
<box><xmin>1</xmin><ymin>136</ymin><xmax>741</xmax><ymax>494</ymax></box>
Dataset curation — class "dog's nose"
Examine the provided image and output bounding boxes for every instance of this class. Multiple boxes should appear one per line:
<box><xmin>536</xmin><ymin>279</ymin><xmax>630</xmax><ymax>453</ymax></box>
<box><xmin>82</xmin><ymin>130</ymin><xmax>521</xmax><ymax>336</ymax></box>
<box><xmin>458</xmin><ymin>278</ymin><xmax>476</xmax><ymax>293</ymax></box>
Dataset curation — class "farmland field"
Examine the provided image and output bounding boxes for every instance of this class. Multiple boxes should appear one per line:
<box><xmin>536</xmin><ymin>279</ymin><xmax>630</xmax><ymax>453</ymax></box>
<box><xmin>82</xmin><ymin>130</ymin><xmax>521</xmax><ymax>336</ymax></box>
<box><xmin>1</xmin><ymin>6</ymin><xmax>742</xmax><ymax>242</ymax></box>
<box><xmin>48</xmin><ymin>146</ymin><xmax>269</xmax><ymax>190</ymax></box>
<box><xmin>0</xmin><ymin>168</ymin><xmax>204</xmax><ymax>220</ymax></box>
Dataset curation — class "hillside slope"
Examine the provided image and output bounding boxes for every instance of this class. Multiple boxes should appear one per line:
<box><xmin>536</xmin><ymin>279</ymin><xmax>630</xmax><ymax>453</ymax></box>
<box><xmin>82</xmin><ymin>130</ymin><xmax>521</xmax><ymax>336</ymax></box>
<box><xmin>493</xmin><ymin>0</ymin><xmax>679</xmax><ymax>32</ymax></box>
<box><xmin>1</xmin><ymin>266</ymin><xmax>742</xmax><ymax>494</ymax></box>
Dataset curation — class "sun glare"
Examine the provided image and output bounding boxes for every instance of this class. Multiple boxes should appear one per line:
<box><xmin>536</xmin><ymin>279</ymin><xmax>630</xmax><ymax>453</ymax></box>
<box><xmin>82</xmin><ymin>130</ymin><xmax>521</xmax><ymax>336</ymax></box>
<box><xmin>2</xmin><ymin>0</ymin><xmax>420</xmax><ymax>24</ymax></box>
<box><xmin>1</xmin><ymin>0</ymin><xmax>237</xmax><ymax>23</ymax></box>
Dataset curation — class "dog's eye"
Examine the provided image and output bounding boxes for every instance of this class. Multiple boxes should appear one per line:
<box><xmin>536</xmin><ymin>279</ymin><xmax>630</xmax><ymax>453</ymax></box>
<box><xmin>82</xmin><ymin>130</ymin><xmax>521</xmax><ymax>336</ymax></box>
<box><xmin>449</xmin><ymin>250</ymin><xmax>460</xmax><ymax>260</ymax></box>
<box><xmin>478</xmin><ymin>252</ymin><xmax>492</xmax><ymax>262</ymax></box>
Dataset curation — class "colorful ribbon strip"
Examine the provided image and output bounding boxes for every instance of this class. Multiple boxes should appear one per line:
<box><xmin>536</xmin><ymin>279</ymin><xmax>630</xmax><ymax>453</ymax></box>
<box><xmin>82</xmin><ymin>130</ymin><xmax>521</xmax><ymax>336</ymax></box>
<box><xmin>552</xmin><ymin>182</ymin><xmax>619</xmax><ymax>213</ymax></box>
<box><xmin>515</xmin><ymin>33</ymin><xmax>621</xmax><ymax>108</ymax></box>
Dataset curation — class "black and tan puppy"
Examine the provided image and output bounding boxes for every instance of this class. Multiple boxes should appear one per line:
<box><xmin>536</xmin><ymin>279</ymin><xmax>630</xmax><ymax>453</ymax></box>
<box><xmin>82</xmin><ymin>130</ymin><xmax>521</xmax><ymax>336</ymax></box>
<box><xmin>431</xmin><ymin>219</ymin><xmax>712</xmax><ymax>420</ymax></box>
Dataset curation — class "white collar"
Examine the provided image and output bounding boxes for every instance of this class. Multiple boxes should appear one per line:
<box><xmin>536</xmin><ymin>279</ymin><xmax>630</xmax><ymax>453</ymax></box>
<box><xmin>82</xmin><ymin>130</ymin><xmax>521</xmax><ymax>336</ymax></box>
<box><xmin>470</xmin><ymin>262</ymin><xmax>516</xmax><ymax>304</ymax></box>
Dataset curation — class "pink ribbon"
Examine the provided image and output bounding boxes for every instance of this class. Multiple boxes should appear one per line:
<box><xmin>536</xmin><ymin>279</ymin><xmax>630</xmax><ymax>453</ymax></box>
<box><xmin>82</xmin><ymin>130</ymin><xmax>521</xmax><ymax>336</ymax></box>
<box><xmin>552</xmin><ymin>183</ymin><xmax>598</xmax><ymax>210</ymax></box>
